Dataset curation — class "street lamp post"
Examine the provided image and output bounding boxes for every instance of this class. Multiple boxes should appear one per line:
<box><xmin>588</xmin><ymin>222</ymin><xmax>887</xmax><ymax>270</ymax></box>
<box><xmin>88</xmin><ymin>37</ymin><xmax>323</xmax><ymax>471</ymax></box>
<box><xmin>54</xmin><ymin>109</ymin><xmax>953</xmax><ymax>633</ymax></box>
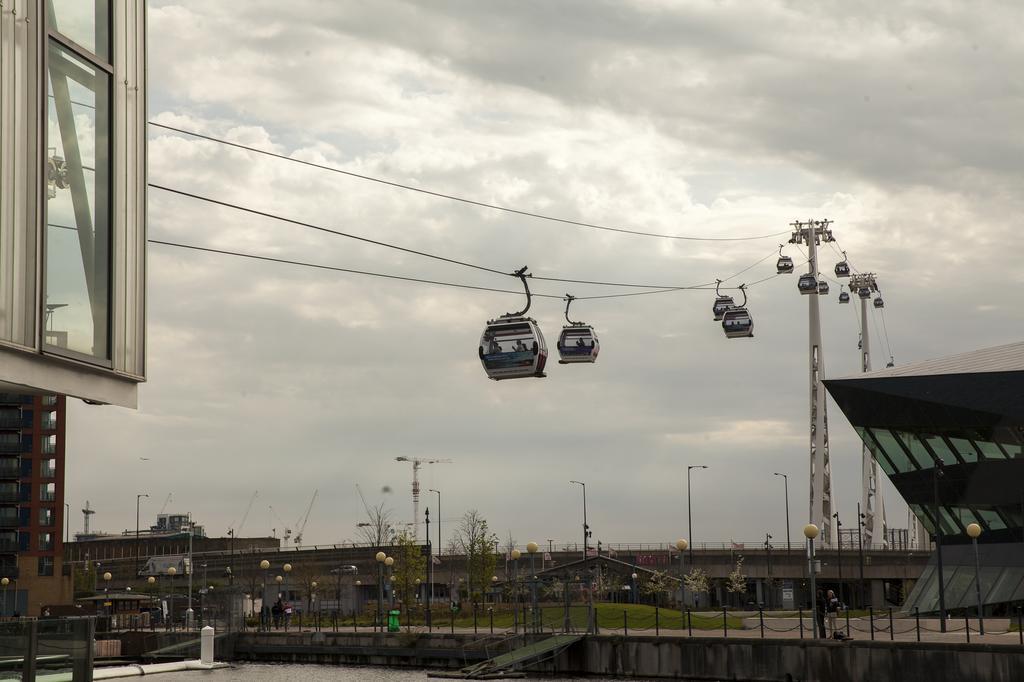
<box><xmin>933</xmin><ymin>462</ymin><xmax>948</xmax><ymax>632</ymax></box>
<box><xmin>569</xmin><ymin>480</ymin><xmax>593</xmax><ymax>634</ymax></box>
<box><xmin>967</xmin><ymin>523</ymin><xmax>984</xmax><ymax>635</ymax></box>
<box><xmin>832</xmin><ymin>512</ymin><xmax>844</xmax><ymax>610</ymax></box>
<box><xmin>428</xmin><ymin>489</ymin><xmax>441</xmax><ymax>606</ymax></box>
<box><xmin>630</xmin><ymin>572</ymin><xmax>638</xmax><ymax>604</ymax></box>
<box><xmin>425</xmin><ymin>507</ymin><xmax>432</xmax><ymax>628</ymax></box>
<box><xmin>687</xmin><ymin>466</ymin><xmax>709</xmax><ymax>565</ymax></box>
<box><xmin>259</xmin><ymin>559</ymin><xmax>270</xmax><ymax>631</ymax></box>
<box><xmin>526</xmin><ymin>542</ymin><xmax>539</xmax><ymax>632</ymax></box>
<box><xmin>103</xmin><ymin>571</ymin><xmax>112</xmax><ymax>620</ymax></box>
<box><xmin>1</xmin><ymin>577</ymin><xmax>8</xmax><ymax>618</ymax></box>
<box><xmin>765</xmin><ymin>534</ymin><xmax>773</xmax><ymax>609</ymax></box>
<box><xmin>168</xmin><ymin>567</ymin><xmax>177</xmax><ymax>631</ymax></box>
<box><xmin>773</xmin><ymin>473</ymin><xmax>791</xmax><ymax>554</ymax></box>
<box><xmin>804</xmin><ymin>524</ymin><xmax>820</xmax><ymax>639</ymax></box>
<box><xmin>510</xmin><ymin>548</ymin><xmax>521</xmax><ymax>632</ymax></box>
<box><xmin>283</xmin><ymin>563</ymin><xmax>292</xmax><ymax>605</ymax></box>
<box><xmin>186</xmin><ymin>518</ymin><xmax>194</xmax><ymax>630</ymax></box>
<box><xmin>385</xmin><ymin>557</ymin><xmax>395</xmax><ymax>610</ymax></box>
<box><xmin>274</xmin><ymin>575</ymin><xmax>283</xmax><ymax>626</ymax></box>
<box><xmin>375</xmin><ymin>551</ymin><xmax>386</xmax><ymax>632</ymax></box>
<box><xmin>135</xmin><ymin>493</ymin><xmax>149</xmax><ymax>578</ymax></box>
<box><xmin>857</xmin><ymin>502</ymin><xmax>867</xmax><ymax>609</ymax></box>
<box><xmin>675</xmin><ymin>539</ymin><xmax>688</xmax><ymax>613</ymax></box>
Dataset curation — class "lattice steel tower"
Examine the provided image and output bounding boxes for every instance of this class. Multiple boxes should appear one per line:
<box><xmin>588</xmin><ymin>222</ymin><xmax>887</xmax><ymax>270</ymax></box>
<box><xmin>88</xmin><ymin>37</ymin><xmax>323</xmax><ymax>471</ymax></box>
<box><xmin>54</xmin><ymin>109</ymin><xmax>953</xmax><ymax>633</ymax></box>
<box><xmin>789</xmin><ymin>220</ymin><xmax>835</xmax><ymax>547</ymax></box>
<box><xmin>850</xmin><ymin>272</ymin><xmax>887</xmax><ymax>548</ymax></box>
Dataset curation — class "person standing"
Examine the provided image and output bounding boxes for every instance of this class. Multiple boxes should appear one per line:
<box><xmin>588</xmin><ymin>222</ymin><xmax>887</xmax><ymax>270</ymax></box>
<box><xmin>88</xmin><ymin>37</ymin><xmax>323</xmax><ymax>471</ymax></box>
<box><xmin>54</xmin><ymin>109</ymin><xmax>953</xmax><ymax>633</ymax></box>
<box><xmin>826</xmin><ymin>589</ymin><xmax>840</xmax><ymax>638</ymax></box>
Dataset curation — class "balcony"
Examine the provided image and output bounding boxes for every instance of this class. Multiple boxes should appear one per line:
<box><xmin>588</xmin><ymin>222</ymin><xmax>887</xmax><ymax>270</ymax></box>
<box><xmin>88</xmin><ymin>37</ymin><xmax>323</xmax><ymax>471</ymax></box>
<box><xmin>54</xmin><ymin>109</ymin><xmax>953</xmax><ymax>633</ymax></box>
<box><xmin>41</xmin><ymin>441</ymin><xmax>56</xmax><ymax>455</ymax></box>
<box><xmin>42</xmin><ymin>396</ymin><xmax>57</xmax><ymax>407</ymax></box>
<box><xmin>0</xmin><ymin>567</ymin><xmax>18</xmax><ymax>579</ymax></box>
<box><xmin>0</xmin><ymin>492</ymin><xmax>20</xmax><ymax>504</ymax></box>
<box><xmin>40</xmin><ymin>417</ymin><xmax>57</xmax><ymax>431</ymax></box>
<box><xmin>40</xmin><ymin>464</ymin><xmax>56</xmax><ymax>479</ymax></box>
<box><xmin>0</xmin><ymin>442</ymin><xmax>25</xmax><ymax>454</ymax></box>
<box><xmin>0</xmin><ymin>540</ymin><xmax>17</xmax><ymax>553</ymax></box>
<box><xmin>0</xmin><ymin>461</ymin><xmax>19</xmax><ymax>479</ymax></box>
<box><xmin>0</xmin><ymin>394</ymin><xmax>31</xmax><ymax>405</ymax></box>
<box><xmin>0</xmin><ymin>415</ymin><xmax>25</xmax><ymax>430</ymax></box>
<box><xmin>0</xmin><ymin>516</ymin><xmax>19</xmax><ymax>529</ymax></box>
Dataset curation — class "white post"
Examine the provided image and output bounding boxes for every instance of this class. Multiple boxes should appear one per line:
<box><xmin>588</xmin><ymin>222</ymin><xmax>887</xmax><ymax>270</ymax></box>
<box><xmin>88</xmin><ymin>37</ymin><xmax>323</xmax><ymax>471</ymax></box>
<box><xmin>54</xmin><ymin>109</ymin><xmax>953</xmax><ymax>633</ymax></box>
<box><xmin>854</xmin><ymin>274</ymin><xmax>887</xmax><ymax>549</ymax></box>
<box><xmin>200</xmin><ymin>625</ymin><xmax>214</xmax><ymax>665</ymax></box>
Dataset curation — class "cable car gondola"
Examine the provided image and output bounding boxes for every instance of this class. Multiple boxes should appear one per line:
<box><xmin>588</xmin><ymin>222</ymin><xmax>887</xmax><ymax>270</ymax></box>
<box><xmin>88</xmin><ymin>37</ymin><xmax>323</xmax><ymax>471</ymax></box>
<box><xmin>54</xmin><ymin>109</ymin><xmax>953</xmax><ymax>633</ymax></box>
<box><xmin>886</xmin><ymin>356</ymin><xmax>895</xmax><ymax>368</ymax></box>
<box><xmin>479</xmin><ymin>267</ymin><xmax>548</xmax><ymax>380</ymax></box>
<box><xmin>857</xmin><ymin>286</ymin><xmax>871</xmax><ymax>299</ymax></box>
<box><xmin>834</xmin><ymin>252</ymin><xmax>851</xmax><ymax>278</ymax></box>
<box><xmin>797</xmin><ymin>273</ymin><xmax>818</xmax><ymax>295</ymax></box>
<box><xmin>722</xmin><ymin>284</ymin><xmax>753</xmax><ymax>338</ymax></box>
<box><xmin>874</xmin><ymin>296</ymin><xmax>885</xmax><ymax>309</ymax></box>
<box><xmin>712</xmin><ymin>280</ymin><xmax>734</xmax><ymax>321</ymax></box>
<box><xmin>817</xmin><ymin>280</ymin><xmax>830</xmax><ymax>296</ymax></box>
<box><xmin>557</xmin><ymin>295</ymin><xmax>599</xmax><ymax>364</ymax></box>
<box><xmin>838</xmin><ymin>285</ymin><xmax>850</xmax><ymax>304</ymax></box>
<box><xmin>776</xmin><ymin>244</ymin><xmax>794</xmax><ymax>274</ymax></box>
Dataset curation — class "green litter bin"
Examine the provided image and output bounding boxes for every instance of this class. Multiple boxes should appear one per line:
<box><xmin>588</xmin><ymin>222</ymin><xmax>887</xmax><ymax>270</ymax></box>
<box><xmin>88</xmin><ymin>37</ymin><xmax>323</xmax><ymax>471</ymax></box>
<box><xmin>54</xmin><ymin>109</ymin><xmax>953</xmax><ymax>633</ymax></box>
<box><xmin>387</xmin><ymin>609</ymin><xmax>401</xmax><ymax>632</ymax></box>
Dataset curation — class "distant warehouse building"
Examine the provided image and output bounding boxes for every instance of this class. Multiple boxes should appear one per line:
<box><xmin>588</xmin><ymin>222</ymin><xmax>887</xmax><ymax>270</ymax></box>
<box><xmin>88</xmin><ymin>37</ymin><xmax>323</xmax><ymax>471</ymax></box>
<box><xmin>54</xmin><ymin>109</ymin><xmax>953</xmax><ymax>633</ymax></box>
<box><xmin>827</xmin><ymin>341</ymin><xmax>1024</xmax><ymax>616</ymax></box>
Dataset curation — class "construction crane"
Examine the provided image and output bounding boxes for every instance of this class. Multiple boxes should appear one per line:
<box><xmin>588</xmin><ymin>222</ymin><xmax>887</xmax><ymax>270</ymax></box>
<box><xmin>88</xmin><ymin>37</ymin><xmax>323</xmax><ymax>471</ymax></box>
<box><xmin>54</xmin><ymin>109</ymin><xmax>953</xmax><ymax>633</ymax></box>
<box><xmin>158</xmin><ymin>493</ymin><xmax>173</xmax><ymax>516</ymax></box>
<box><xmin>395</xmin><ymin>457</ymin><xmax>452</xmax><ymax>541</ymax></box>
<box><xmin>228</xmin><ymin>491</ymin><xmax>258</xmax><ymax>536</ymax></box>
<box><xmin>269</xmin><ymin>505</ymin><xmax>292</xmax><ymax>544</ymax></box>
<box><xmin>292</xmin><ymin>490</ymin><xmax>318</xmax><ymax>546</ymax></box>
<box><xmin>82</xmin><ymin>501</ymin><xmax>95</xmax><ymax>535</ymax></box>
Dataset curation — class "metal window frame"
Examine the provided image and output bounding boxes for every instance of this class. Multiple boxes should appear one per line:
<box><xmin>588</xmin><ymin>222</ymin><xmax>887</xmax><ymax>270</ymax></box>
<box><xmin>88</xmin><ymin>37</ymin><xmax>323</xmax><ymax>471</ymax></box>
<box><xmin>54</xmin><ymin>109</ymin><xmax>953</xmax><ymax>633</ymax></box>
<box><xmin>41</xmin><ymin>4</ymin><xmax>116</xmax><ymax>367</ymax></box>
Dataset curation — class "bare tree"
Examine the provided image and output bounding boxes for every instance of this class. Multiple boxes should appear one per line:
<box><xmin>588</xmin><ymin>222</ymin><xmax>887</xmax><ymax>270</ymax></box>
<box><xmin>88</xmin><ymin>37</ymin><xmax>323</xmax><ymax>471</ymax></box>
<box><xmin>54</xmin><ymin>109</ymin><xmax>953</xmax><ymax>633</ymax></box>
<box><xmin>357</xmin><ymin>502</ymin><xmax>397</xmax><ymax>548</ymax></box>
<box><xmin>451</xmin><ymin>510</ymin><xmax>498</xmax><ymax>603</ymax></box>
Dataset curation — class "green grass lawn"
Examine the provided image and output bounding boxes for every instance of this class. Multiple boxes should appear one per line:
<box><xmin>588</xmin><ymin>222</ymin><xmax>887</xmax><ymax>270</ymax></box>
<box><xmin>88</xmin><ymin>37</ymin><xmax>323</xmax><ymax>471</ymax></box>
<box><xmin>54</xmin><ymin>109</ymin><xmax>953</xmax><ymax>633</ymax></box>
<box><xmin>287</xmin><ymin>602</ymin><xmax>745</xmax><ymax>631</ymax></box>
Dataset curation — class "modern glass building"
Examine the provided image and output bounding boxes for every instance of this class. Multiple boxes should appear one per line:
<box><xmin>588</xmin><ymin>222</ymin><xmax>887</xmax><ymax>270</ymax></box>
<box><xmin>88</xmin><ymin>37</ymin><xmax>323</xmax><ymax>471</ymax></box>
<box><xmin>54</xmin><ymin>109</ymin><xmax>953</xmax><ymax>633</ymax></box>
<box><xmin>0</xmin><ymin>1</ymin><xmax>147</xmax><ymax>407</ymax></box>
<box><xmin>826</xmin><ymin>341</ymin><xmax>1024</xmax><ymax>615</ymax></box>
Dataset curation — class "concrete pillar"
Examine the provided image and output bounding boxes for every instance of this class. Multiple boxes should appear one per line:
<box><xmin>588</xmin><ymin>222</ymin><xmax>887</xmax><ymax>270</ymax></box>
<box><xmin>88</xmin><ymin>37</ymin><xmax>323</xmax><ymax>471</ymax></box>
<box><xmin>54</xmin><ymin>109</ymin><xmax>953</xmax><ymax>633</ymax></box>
<box><xmin>201</xmin><ymin>625</ymin><xmax>214</xmax><ymax>665</ymax></box>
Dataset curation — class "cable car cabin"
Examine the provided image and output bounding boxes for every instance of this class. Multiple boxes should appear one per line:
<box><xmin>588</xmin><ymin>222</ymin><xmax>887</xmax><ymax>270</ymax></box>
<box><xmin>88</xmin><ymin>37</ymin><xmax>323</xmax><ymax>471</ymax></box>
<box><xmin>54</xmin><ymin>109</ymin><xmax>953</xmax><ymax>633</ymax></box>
<box><xmin>817</xmin><ymin>280</ymin><xmax>830</xmax><ymax>295</ymax></box>
<box><xmin>834</xmin><ymin>261</ymin><xmax>851</xmax><ymax>277</ymax></box>
<box><xmin>712</xmin><ymin>295</ymin><xmax>735</xmax><ymax>321</ymax></box>
<box><xmin>839</xmin><ymin>290</ymin><xmax>850</xmax><ymax>304</ymax></box>
<box><xmin>776</xmin><ymin>256</ymin><xmax>794</xmax><ymax>274</ymax></box>
<box><xmin>722</xmin><ymin>308</ymin><xmax>753</xmax><ymax>338</ymax></box>
<box><xmin>557</xmin><ymin>325</ymin><xmax>599</xmax><ymax>364</ymax></box>
<box><xmin>857</xmin><ymin>286</ymin><xmax>871</xmax><ymax>299</ymax></box>
<box><xmin>874</xmin><ymin>297</ymin><xmax>885</xmax><ymax>309</ymax></box>
<box><xmin>797</xmin><ymin>274</ymin><xmax>818</xmax><ymax>295</ymax></box>
<box><xmin>479</xmin><ymin>317</ymin><xmax>548</xmax><ymax>380</ymax></box>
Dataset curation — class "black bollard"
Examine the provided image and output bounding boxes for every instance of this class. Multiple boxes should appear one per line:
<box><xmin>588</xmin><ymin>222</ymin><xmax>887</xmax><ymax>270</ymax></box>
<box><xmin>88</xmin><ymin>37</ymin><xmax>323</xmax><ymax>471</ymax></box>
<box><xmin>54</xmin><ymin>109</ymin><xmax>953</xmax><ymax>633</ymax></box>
<box><xmin>915</xmin><ymin>608</ymin><xmax>920</xmax><ymax>642</ymax></box>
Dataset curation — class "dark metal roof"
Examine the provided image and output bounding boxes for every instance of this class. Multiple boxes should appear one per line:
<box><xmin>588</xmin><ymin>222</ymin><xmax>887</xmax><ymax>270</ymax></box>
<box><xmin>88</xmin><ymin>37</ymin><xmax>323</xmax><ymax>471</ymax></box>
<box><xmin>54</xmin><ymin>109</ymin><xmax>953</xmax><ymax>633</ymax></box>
<box><xmin>835</xmin><ymin>340</ymin><xmax>1024</xmax><ymax>380</ymax></box>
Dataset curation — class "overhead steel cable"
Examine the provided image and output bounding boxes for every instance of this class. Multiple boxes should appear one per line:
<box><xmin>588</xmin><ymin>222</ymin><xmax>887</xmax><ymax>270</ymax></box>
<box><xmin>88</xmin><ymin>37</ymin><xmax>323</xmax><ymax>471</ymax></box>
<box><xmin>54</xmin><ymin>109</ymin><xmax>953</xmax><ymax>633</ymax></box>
<box><xmin>149</xmin><ymin>121</ymin><xmax>791</xmax><ymax>242</ymax></box>
<box><xmin>147</xmin><ymin>239</ymin><xmax>738</xmax><ymax>301</ymax></box>
<box><xmin>149</xmin><ymin>183</ymin><xmax>509</xmax><ymax>277</ymax></box>
<box><xmin>149</xmin><ymin>183</ymin><xmax>768</xmax><ymax>291</ymax></box>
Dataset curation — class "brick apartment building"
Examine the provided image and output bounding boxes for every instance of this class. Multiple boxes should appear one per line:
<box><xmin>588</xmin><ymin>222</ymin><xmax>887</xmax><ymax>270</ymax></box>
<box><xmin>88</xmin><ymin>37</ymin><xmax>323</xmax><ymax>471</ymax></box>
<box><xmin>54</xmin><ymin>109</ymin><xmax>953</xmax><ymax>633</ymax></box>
<box><xmin>0</xmin><ymin>393</ymin><xmax>71</xmax><ymax>616</ymax></box>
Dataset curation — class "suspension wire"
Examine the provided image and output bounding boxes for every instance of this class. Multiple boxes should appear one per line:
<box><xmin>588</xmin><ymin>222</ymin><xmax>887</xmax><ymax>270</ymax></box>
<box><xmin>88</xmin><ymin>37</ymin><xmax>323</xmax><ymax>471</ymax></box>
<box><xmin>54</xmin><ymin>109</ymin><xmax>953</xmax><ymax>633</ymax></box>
<box><xmin>149</xmin><ymin>183</ymin><xmax>509</xmax><ymax>277</ymax></box>
<box><xmin>148</xmin><ymin>239</ymin><xmax>565</xmax><ymax>298</ymax></box>
<box><xmin>149</xmin><ymin>121</ymin><xmax>791</xmax><ymax>243</ymax></box>
<box><xmin>879</xmin><ymin>307</ymin><xmax>895</xmax><ymax>360</ymax></box>
<box><xmin>146</xmin><ymin>238</ymin><xmax>737</xmax><ymax>302</ymax></box>
<box><xmin>149</xmin><ymin>183</ymin><xmax>766</xmax><ymax>292</ymax></box>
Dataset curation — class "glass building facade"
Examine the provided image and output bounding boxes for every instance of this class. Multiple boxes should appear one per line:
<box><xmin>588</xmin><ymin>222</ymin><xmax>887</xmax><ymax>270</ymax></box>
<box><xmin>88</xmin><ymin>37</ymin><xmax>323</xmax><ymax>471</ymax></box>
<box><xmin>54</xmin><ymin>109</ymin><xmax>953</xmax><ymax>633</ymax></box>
<box><xmin>826</xmin><ymin>342</ymin><xmax>1024</xmax><ymax>614</ymax></box>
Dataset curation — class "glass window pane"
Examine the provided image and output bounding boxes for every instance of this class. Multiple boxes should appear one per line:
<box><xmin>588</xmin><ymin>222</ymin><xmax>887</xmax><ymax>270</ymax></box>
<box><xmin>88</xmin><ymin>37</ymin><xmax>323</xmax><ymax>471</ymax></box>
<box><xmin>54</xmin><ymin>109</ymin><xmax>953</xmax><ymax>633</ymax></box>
<box><xmin>869</xmin><ymin>429</ymin><xmax>916</xmax><ymax>473</ymax></box>
<box><xmin>938</xmin><ymin>507</ymin><xmax>962</xmax><ymax>535</ymax></box>
<box><xmin>48</xmin><ymin>0</ymin><xmax>110</xmax><ymax>62</ymax></box>
<box><xmin>949</xmin><ymin>438</ymin><xmax>979</xmax><ymax>463</ymax></box>
<box><xmin>976</xmin><ymin>440</ymin><xmax>1007</xmax><ymax>460</ymax></box>
<box><xmin>910</xmin><ymin>504</ymin><xmax>935</xmax><ymax>536</ymax></box>
<box><xmin>984</xmin><ymin>567</ymin><xmax>1024</xmax><ymax>605</ymax></box>
<box><xmin>895</xmin><ymin>432</ymin><xmax>937</xmax><ymax>469</ymax></box>
<box><xmin>857</xmin><ymin>429</ymin><xmax>896</xmax><ymax>475</ymax></box>
<box><xmin>46</xmin><ymin>43</ymin><xmax>111</xmax><ymax>362</ymax></box>
<box><xmin>924</xmin><ymin>435</ymin><xmax>958</xmax><ymax>466</ymax></box>
<box><xmin>976</xmin><ymin>509</ymin><xmax>1008</xmax><ymax>531</ymax></box>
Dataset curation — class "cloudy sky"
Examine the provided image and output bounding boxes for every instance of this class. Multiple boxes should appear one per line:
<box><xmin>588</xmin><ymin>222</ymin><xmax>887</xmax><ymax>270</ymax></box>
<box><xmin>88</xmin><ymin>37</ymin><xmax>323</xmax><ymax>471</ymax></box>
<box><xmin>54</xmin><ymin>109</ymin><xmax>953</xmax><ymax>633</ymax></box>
<box><xmin>66</xmin><ymin>1</ymin><xmax>1023</xmax><ymax>551</ymax></box>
